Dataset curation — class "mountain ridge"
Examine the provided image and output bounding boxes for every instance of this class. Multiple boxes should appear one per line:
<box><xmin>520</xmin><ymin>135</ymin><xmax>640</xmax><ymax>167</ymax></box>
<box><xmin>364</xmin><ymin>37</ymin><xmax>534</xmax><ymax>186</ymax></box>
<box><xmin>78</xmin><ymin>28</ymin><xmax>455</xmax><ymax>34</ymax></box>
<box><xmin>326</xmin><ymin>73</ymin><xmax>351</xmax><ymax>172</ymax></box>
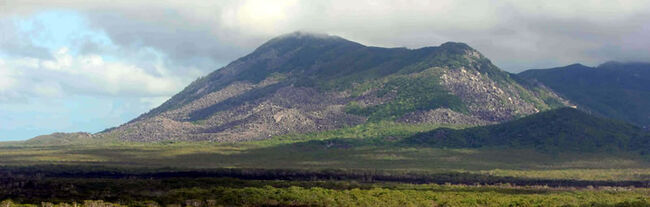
<box><xmin>518</xmin><ymin>62</ymin><xmax>650</xmax><ymax>128</ymax></box>
<box><xmin>135</xmin><ymin>32</ymin><xmax>492</xmax><ymax>122</ymax></box>
<box><xmin>91</xmin><ymin>32</ymin><xmax>568</xmax><ymax>142</ymax></box>
<box><xmin>405</xmin><ymin>107</ymin><xmax>650</xmax><ymax>153</ymax></box>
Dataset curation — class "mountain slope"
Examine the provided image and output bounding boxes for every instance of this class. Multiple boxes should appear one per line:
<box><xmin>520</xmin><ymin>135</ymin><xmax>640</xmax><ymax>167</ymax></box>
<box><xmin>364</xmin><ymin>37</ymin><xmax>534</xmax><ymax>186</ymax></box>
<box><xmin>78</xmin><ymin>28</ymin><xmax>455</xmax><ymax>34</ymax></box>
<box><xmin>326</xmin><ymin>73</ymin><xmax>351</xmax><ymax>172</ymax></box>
<box><xmin>103</xmin><ymin>32</ymin><xmax>567</xmax><ymax>142</ymax></box>
<box><xmin>405</xmin><ymin>108</ymin><xmax>650</xmax><ymax>153</ymax></box>
<box><xmin>518</xmin><ymin>62</ymin><xmax>650</xmax><ymax>128</ymax></box>
<box><xmin>23</xmin><ymin>132</ymin><xmax>100</xmax><ymax>146</ymax></box>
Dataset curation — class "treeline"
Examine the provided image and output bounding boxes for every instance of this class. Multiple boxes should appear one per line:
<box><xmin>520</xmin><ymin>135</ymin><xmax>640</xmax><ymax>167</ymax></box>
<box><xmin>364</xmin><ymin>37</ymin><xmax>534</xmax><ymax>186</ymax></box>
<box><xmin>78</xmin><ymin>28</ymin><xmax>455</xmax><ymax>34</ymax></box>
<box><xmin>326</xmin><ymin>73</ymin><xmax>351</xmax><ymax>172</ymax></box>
<box><xmin>2</xmin><ymin>166</ymin><xmax>650</xmax><ymax>206</ymax></box>
<box><xmin>1</xmin><ymin>165</ymin><xmax>649</xmax><ymax>188</ymax></box>
<box><xmin>1</xmin><ymin>178</ymin><xmax>649</xmax><ymax>207</ymax></box>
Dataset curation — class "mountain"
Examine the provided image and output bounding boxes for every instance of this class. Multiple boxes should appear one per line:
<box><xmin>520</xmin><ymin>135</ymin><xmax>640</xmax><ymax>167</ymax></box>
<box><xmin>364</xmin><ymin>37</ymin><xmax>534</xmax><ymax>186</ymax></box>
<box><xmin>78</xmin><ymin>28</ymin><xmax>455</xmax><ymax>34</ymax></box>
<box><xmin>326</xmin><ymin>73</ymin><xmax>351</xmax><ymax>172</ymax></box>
<box><xmin>518</xmin><ymin>62</ymin><xmax>650</xmax><ymax>128</ymax></box>
<box><xmin>102</xmin><ymin>32</ymin><xmax>567</xmax><ymax>142</ymax></box>
<box><xmin>23</xmin><ymin>132</ymin><xmax>99</xmax><ymax>146</ymax></box>
<box><xmin>405</xmin><ymin>107</ymin><xmax>650</xmax><ymax>153</ymax></box>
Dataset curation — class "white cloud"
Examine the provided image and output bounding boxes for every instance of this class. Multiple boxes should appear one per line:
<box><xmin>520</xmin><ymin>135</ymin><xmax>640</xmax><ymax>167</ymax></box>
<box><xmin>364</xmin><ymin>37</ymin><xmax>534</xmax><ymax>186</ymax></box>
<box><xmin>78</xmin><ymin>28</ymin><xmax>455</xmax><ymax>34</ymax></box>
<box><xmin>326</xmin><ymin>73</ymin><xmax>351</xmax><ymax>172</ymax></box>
<box><xmin>0</xmin><ymin>60</ymin><xmax>15</xmax><ymax>91</ymax></box>
<box><xmin>221</xmin><ymin>0</ymin><xmax>299</xmax><ymax>35</ymax></box>
<box><xmin>30</xmin><ymin>81</ymin><xmax>64</xmax><ymax>98</ymax></box>
<box><xmin>0</xmin><ymin>47</ymin><xmax>185</xmax><ymax>102</ymax></box>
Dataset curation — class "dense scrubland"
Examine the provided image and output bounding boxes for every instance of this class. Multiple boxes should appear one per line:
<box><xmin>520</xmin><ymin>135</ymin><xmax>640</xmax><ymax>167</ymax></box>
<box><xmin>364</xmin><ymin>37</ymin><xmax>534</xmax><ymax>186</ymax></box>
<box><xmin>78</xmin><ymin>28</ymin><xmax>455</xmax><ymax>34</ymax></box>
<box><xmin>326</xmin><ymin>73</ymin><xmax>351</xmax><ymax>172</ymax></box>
<box><xmin>1</xmin><ymin>173</ymin><xmax>649</xmax><ymax>207</ymax></box>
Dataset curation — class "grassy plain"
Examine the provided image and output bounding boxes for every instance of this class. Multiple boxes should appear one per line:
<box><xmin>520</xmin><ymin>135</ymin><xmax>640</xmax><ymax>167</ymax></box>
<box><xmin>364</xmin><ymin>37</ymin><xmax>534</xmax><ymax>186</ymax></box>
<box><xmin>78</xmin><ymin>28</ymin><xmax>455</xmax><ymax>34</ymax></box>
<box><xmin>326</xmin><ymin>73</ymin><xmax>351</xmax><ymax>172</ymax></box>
<box><xmin>1</xmin><ymin>122</ymin><xmax>649</xmax><ymax>181</ymax></box>
<box><xmin>1</xmin><ymin>122</ymin><xmax>650</xmax><ymax>206</ymax></box>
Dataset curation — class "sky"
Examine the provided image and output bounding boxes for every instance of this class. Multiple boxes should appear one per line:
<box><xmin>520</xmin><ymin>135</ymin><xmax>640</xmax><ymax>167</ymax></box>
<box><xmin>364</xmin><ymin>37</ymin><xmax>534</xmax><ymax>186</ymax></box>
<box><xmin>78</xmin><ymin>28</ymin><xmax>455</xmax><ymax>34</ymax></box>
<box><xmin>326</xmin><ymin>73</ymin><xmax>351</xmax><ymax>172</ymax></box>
<box><xmin>1</xmin><ymin>0</ymin><xmax>650</xmax><ymax>141</ymax></box>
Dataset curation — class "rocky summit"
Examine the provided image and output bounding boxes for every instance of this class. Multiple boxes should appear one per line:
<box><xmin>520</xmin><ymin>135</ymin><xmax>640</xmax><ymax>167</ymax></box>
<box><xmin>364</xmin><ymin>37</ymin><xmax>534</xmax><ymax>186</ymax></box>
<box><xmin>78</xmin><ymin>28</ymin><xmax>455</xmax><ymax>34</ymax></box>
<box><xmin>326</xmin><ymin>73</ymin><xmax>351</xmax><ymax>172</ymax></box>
<box><xmin>102</xmin><ymin>32</ymin><xmax>568</xmax><ymax>142</ymax></box>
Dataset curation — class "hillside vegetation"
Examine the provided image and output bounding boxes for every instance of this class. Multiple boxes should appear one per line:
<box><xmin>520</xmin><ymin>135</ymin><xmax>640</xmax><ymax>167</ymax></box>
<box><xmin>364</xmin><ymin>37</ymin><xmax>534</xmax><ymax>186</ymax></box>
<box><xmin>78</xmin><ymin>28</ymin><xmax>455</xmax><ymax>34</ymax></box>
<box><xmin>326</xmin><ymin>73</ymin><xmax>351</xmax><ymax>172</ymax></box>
<box><xmin>405</xmin><ymin>108</ymin><xmax>650</xmax><ymax>153</ymax></box>
<box><xmin>519</xmin><ymin>62</ymin><xmax>650</xmax><ymax>128</ymax></box>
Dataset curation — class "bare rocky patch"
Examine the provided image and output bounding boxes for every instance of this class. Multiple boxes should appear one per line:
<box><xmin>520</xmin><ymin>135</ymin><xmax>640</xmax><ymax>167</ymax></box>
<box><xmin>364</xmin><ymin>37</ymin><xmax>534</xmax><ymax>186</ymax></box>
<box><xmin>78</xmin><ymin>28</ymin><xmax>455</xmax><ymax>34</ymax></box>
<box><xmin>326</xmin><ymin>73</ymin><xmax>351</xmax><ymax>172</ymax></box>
<box><xmin>440</xmin><ymin>67</ymin><xmax>540</xmax><ymax>122</ymax></box>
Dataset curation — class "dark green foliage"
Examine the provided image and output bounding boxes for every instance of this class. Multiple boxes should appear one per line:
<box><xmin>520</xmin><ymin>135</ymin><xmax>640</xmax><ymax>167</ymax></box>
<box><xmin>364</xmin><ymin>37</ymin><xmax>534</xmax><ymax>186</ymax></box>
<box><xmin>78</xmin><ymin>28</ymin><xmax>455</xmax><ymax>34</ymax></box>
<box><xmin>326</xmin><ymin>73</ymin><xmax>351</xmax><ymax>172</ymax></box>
<box><xmin>345</xmin><ymin>75</ymin><xmax>466</xmax><ymax>121</ymax></box>
<box><xmin>405</xmin><ymin>108</ymin><xmax>650</xmax><ymax>153</ymax></box>
<box><xmin>1</xmin><ymin>167</ymin><xmax>649</xmax><ymax>207</ymax></box>
<box><xmin>518</xmin><ymin>62</ymin><xmax>650</xmax><ymax>128</ymax></box>
<box><xmin>4</xmin><ymin>166</ymin><xmax>647</xmax><ymax>188</ymax></box>
<box><xmin>267</xmin><ymin>121</ymin><xmax>455</xmax><ymax>145</ymax></box>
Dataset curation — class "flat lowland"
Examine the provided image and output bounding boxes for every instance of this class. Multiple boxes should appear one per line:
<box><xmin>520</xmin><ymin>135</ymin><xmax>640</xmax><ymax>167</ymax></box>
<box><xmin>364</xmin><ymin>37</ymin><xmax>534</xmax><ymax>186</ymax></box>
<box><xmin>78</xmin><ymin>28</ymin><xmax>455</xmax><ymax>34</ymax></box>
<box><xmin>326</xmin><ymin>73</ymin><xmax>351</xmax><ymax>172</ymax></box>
<box><xmin>2</xmin><ymin>122</ymin><xmax>649</xmax><ymax>206</ymax></box>
<box><xmin>2</xmin><ymin>122</ymin><xmax>650</xmax><ymax>181</ymax></box>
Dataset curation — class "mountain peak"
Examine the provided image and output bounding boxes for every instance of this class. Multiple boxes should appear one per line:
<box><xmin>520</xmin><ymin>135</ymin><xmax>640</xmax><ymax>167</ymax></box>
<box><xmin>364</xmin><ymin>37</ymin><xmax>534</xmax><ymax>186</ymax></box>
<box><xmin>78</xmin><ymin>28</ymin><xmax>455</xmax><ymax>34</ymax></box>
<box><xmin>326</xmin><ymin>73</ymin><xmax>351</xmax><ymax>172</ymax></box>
<box><xmin>568</xmin><ymin>63</ymin><xmax>586</xmax><ymax>67</ymax></box>
<box><xmin>439</xmin><ymin>42</ymin><xmax>473</xmax><ymax>50</ymax></box>
<box><xmin>256</xmin><ymin>31</ymin><xmax>362</xmax><ymax>53</ymax></box>
<box><xmin>437</xmin><ymin>41</ymin><xmax>483</xmax><ymax>59</ymax></box>
<box><xmin>564</xmin><ymin>63</ymin><xmax>592</xmax><ymax>69</ymax></box>
<box><xmin>277</xmin><ymin>31</ymin><xmax>340</xmax><ymax>40</ymax></box>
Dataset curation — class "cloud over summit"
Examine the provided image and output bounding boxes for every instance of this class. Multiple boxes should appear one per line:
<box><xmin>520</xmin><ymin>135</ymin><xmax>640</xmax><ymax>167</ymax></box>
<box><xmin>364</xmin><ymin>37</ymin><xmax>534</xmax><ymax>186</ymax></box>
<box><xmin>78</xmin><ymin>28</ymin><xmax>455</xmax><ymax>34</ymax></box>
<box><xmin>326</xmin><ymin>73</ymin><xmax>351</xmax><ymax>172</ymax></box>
<box><xmin>6</xmin><ymin>0</ymin><xmax>650</xmax><ymax>71</ymax></box>
<box><xmin>1</xmin><ymin>0</ymin><xmax>649</xmax><ymax>140</ymax></box>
